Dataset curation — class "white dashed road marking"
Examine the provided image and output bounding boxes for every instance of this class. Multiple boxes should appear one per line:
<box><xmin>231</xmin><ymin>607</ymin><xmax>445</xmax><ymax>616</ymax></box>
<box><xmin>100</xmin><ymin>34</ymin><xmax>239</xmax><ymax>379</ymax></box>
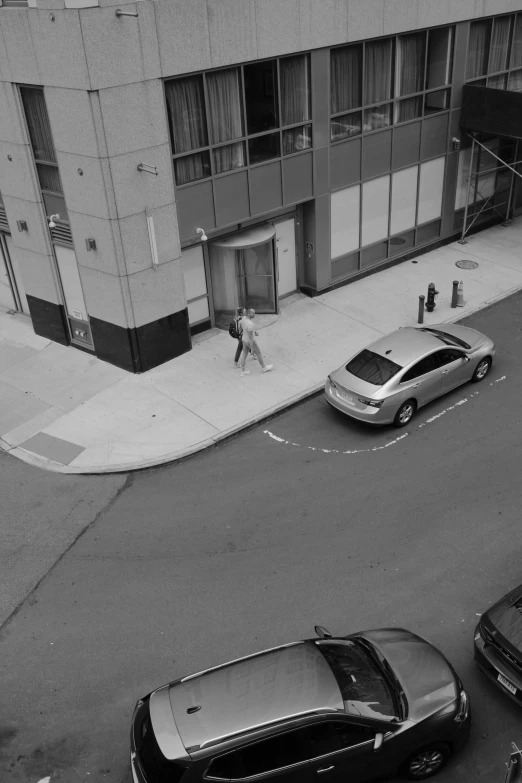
<box><xmin>264</xmin><ymin>376</ymin><xmax>506</xmax><ymax>455</ymax></box>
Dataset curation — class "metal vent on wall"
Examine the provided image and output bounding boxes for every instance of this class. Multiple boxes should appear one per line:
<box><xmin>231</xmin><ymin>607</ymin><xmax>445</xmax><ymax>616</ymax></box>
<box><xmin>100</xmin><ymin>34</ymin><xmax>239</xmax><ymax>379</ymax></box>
<box><xmin>50</xmin><ymin>222</ymin><xmax>73</xmax><ymax>247</ymax></box>
<box><xmin>0</xmin><ymin>204</ymin><xmax>9</xmax><ymax>233</ymax></box>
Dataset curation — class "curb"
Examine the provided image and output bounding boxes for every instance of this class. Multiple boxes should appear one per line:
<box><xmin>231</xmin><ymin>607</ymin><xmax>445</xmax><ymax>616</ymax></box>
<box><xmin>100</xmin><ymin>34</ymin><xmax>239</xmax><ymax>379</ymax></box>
<box><xmin>2</xmin><ymin>282</ymin><xmax>521</xmax><ymax>475</ymax></box>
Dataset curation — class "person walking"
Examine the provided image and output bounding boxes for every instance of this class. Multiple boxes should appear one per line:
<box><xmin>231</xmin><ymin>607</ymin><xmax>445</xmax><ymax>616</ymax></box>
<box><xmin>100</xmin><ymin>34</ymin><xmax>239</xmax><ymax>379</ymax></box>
<box><xmin>232</xmin><ymin>307</ymin><xmax>246</xmax><ymax>369</ymax></box>
<box><xmin>238</xmin><ymin>308</ymin><xmax>273</xmax><ymax>376</ymax></box>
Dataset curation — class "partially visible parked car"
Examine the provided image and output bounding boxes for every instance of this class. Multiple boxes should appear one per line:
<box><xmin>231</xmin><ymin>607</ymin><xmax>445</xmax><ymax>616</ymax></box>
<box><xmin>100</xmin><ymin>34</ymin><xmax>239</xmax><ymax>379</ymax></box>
<box><xmin>325</xmin><ymin>323</ymin><xmax>495</xmax><ymax>427</ymax></box>
<box><xmin>475</xmin><ymin>583</ymin><xmax>522</xmax><ymax>706</ymax></box>
<box><xmin>130</xmin><ymin>625</ymin><xmax>470</xmax><ymax>783</ymax></box>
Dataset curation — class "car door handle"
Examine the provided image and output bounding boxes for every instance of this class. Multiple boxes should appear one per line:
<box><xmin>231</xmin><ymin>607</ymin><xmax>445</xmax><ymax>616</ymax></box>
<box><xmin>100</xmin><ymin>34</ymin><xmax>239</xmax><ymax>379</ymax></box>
<box><xmin>441</xmin><ymin>370</ymin><xmax>449</xmax><ymax>375</ymax></box>
<box><xmin>412</xmin><ymin>382</ymin><xmax>421</xmax><ymax>387</ymax></box>
<box><xmin>317</xmin><ymin>766</ymin><xmax>335</xmax><ymax>774</ymax></box>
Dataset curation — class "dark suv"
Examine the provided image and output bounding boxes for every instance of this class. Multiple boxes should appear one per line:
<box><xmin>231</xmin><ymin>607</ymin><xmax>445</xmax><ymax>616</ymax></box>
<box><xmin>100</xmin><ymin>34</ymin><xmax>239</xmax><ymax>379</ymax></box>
<box><xmin>130</xmin><ymin>627</ymin><xmax>470</xmax><ymax>783</ymax></box>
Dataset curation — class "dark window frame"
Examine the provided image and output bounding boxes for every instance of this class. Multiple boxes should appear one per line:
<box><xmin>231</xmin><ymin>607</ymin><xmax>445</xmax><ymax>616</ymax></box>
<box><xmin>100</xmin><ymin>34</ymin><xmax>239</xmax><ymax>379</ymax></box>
<box><xmin>166</xmin><ymin>53</ymin><xmax>312</xmax><ymax>188</ymax></box>
<box><xmin>330</xmin><ymin>26</ymin><xmax>454</xmax><ymax>144</ymax></box>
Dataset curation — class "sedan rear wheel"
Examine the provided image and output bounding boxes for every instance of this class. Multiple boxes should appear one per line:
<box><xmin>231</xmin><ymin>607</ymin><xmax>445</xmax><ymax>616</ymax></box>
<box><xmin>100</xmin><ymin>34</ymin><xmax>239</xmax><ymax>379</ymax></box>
<box><xmin>394</xmin><ymin>399</ymin><xmax>416</xmax><ymax>427</ymax></box>
<box><xmin>404</xmin><ymin>743</ymin><xmax>450</xmax><ymax>780</ymax></box>
<box><xmin>471</xmin><ymin>356</ymin><xmax>491</xmax><ymax>382</ymax></box>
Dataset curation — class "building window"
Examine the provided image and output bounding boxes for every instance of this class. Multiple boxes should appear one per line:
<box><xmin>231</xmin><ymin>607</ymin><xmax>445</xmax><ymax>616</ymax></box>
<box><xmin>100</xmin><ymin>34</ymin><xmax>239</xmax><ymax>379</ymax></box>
<box><xmin>166</xmin><ymin>54</ymin><xmax>311</xmax><ymax>186</ymax></box>
<box><xmin>330</xmin><ymin>27</ymin><xmax>454</xmax><ymax>142</ymax></box>
<box><xmin>466</xmin><ymin>13</ymin><xmax>522</xmax><ymax>90</ymax></box>
<box><xmin>165</xmin><ymin>75</ymin><xmax>210</xmax><ymax>185</ymax></box>
<box><xmin>20</xmin><ymin>85</ymin><xmax>68</xmax><ymax>226</ymax></box>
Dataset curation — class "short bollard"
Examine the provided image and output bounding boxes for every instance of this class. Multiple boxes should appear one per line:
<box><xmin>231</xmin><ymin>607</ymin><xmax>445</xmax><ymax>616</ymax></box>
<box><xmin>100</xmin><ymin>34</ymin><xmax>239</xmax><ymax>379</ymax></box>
<box><xmin>451</xmin><ymin>280</ymin><xmax>459</xmax><ymax>308</ymax></box>
<box><xmin>418</xmin><ymin>295</ymin><xmax>425</xmax><ymax>324</ymax></box>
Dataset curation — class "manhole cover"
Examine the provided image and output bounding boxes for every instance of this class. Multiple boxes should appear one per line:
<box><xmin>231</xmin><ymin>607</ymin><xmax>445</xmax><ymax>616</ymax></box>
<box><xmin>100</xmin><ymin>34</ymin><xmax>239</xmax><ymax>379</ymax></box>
<box><xmin>456</xmin><ymin>259</ymin><xmax>479</xmax><ymax>269</ymax></box>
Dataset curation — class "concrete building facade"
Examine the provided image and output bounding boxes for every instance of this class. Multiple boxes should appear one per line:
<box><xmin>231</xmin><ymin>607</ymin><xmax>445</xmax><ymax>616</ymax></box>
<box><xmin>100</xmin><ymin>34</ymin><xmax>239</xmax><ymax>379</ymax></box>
<box><xmin>1</xmin><ymin>0</ymin><xmax>522</xmax><ymax>372</ymax></box>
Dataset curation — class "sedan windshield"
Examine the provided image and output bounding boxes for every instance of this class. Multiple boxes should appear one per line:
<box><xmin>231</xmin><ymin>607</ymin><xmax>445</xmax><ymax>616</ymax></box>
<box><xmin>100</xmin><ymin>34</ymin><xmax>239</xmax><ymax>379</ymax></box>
<box><xmin>346</xmin><ymin>350</ymin><xmax>402</xmax><ymax>386</ymax></box>
<box><xmin>317</xmin><ymin>641</ymin><xmax>399</xmax><ymax>721</ymax></box>
<box><xmin>419</xmin><ymin>328</ymin><xmax>471</xmax><ymax>350</ymax></box>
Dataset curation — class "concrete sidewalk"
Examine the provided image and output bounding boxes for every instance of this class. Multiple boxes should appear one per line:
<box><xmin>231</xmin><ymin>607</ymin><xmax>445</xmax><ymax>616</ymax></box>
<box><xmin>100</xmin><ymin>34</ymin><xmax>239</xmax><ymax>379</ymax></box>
<box><xmin>1</xmin><ymin>219</ymin><xmax>522</xmax><ymax>474</ymax></box>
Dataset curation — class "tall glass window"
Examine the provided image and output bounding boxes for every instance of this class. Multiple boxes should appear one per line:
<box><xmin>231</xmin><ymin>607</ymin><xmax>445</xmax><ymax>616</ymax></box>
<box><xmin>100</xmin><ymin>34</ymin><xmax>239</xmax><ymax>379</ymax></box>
<box><xmin>331</xmin><ymin>44</ymin><xmax>362</xmax><ymax>113</ymax></box>
<box><xmin>490</xmin><ymin>16</ymin><xmax>512</xmax><ymax>73</ymax></box>
<box><xmin>364</xmin><ymin>39</ymin><xmax>394</xmax><ymax>104</ymax></box>
<box><xmin>206</xmin><ymin>69</ymin><xmax>245</xmax><ymax>174</ymax></box>
<box><xmin>20</xmin><ymin>86</ymin><xmax>67</xmax><ymax>223</ymax></box>
<box><xmin>426</xmin><ymin>27</ymin><xmax>454</xmax><ymax>88</ymax></box>
<box><xmin>512</xmin><ymin>15</ymin><xmax>522</xmax><ymax>67</ymax></box>
<box><xmin>280</xmin><ymin>55</ymin><xmax>312</xmax><ymax>155</ymax></box>
<box><xmin>165</xmin><ymin>75</ymin><xmax>210</xmax><ymax>184</ymax></box>
<box><xmin>467</xmin><ymin>20</ymin><xmax>492</xmax><ymax>79</ymax></box>
<box><xmin>396</xmin><ymin>33</ymin><xmax>425</xmax><ymax>96</ymax></box>
<box><xmin>362</xmin><ymin>175</ymin><xmax>390</xmax><ymax>245</ymax></box>
<box><xmin>244</xmin><ymin>60</ymin><xmax>278</xmax><ymax>134</ymax></box>
<box><xmin>331</xmin><ymin>185</ymin><xmax>360</xmax><ymax>258</ymax></box>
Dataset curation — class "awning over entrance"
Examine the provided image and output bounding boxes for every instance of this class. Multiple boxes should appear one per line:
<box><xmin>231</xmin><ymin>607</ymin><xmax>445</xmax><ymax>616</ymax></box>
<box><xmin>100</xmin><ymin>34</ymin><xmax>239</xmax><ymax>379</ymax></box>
<box><xmin>212</xmin><ymin>224</ymin><xmax>275</xmax><ymax>250</ymax></box>
<box><xmin>460</xmin><ymin>84</ymin><xmax>522</xmax><ymax>139</ymax></box>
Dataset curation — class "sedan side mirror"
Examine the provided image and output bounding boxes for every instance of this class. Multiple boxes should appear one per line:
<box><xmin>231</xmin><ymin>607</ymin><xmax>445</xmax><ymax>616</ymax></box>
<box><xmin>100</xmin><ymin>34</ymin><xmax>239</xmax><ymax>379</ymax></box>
<box><xmin>314</xmin><ymin>625</ymin><xmax>332</xmax><ymax>639</ymax></box>
<box><xmin>374</xmin><ymin>733</ymin><xmax>384</xmax><ymax>752</ymax></box>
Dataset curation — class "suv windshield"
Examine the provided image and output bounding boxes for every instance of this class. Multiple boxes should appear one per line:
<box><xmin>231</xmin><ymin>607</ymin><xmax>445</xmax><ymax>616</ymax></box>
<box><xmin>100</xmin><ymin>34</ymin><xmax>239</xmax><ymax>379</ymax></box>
<box><xmin>419</xmin><ymin>328</ymin><xmax>471</xmax><ymax>350</ymax></box>
<box><xmin>317</xmin><ymin>641</ymin><xmax>399</xmax><ymax>720</ymax></box>
<box><xmin>346</xmin><ymin>350</ymin><xmax>402</xmax><ymax>386</ymax></box>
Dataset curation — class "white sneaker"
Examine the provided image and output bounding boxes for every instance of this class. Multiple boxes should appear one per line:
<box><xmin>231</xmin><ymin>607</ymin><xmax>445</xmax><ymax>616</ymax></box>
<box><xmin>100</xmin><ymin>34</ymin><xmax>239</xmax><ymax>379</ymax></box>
<box><xmin>240</xmin><ymin>370</ymin><xmax>251</xmax><ymax>376</ymax></box>
<box><xmin>262</xmin><ymin>365</ymin><xmax>274</xmax><ymax>373</ymax></box>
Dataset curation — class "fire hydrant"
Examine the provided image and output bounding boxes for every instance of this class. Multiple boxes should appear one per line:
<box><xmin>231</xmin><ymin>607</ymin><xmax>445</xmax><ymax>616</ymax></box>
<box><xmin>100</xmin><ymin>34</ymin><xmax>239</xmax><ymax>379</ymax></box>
<box><xmin>425</xmin><ymin>282</ymin><xmax>439</xmax><ymax>313</ymax></box>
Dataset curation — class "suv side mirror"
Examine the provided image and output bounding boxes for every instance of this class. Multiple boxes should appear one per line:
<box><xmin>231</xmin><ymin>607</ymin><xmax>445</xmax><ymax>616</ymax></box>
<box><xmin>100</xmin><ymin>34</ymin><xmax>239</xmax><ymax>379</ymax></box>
<box><xmin>374</xmin><ymin>733</ymin><xmax>384</xmax><ymax>752</ymax></box>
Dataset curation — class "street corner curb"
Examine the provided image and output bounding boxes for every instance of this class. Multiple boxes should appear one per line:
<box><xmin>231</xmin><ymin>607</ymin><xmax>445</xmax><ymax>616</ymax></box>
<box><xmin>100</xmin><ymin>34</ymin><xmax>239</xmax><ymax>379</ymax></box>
<box><xmin>0</xmin><ymin>384</ymin><xmax>325</xmax><ymax>475</ymax></box>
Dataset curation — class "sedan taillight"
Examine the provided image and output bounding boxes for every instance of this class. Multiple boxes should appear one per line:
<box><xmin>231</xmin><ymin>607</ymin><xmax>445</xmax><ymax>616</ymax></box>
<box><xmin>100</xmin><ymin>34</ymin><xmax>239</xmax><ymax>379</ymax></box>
<box><xmin>357</xmin><ymin>396</ymin><xmax>384</xmax><ymax>408</ymax></box>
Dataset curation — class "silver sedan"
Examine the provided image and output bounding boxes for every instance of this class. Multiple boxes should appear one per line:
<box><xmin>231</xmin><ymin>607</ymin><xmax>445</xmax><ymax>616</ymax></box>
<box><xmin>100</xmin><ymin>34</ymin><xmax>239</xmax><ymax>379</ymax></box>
<box><xmin>325</xmin><ymin>323</ymin><xmax>495</xmax><ymax>427</ymax></box>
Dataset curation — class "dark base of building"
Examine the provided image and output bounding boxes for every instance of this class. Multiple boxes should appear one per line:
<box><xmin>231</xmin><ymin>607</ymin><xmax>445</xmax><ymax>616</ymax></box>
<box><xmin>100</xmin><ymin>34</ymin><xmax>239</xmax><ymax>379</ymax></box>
<box><xmin>26</xmin><ymin>294</ymin><xmax>192</xmax><ymax>373</ymax></box>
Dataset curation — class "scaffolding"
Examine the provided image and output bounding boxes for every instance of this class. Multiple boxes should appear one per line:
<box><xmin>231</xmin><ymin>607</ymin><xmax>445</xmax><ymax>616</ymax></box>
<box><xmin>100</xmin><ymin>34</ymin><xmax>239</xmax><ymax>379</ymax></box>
<box><xmin>459</xmin><ymin>131</ymin><xmax>522</xmax><ymax>244</ymax></box>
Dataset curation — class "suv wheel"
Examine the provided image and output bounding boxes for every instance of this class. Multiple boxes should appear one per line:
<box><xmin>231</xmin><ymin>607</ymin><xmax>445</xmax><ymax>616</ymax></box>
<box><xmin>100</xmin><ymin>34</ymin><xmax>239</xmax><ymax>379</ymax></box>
<box><xmin>403</xmin><ymin>743</ymin><xmax>450</xmax><ymax>780</ymax></box>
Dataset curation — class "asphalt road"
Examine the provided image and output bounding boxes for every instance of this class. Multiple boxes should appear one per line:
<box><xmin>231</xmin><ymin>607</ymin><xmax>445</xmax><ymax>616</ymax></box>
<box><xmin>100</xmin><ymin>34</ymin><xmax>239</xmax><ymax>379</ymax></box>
<box><xmin>2</xmin><ymin>292</ymin><xmax>522</xmax><ymax>783</ymax></box>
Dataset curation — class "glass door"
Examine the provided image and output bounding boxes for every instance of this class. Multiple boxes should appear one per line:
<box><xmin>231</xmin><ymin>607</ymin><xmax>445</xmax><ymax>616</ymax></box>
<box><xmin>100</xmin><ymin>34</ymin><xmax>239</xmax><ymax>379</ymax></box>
<box><xmin>238</xmin><ymin>241</ymin><xmax>276</xmax><ymax>313</ymax></box>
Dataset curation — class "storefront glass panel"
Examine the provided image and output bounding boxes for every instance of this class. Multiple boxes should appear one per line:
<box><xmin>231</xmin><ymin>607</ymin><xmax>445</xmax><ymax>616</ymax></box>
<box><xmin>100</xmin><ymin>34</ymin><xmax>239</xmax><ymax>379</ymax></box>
<box><xmin>362</xmin><ymin>175</ymin><xmax>390</xmax><ymax>246</ymax></box>
<box><xmin>390</xmin><ymin>165</ymin><xmax>418</xmax><ymax>234</ymax></box>
<box><xmin>331</xmin><ymin>185</ymin><xmax>360</xmax><ymax>258</ymax></box>
<box><xmin>417</xmin><ymin>157</ymin><xmax>445</xmax><ymax>224</ymax></box>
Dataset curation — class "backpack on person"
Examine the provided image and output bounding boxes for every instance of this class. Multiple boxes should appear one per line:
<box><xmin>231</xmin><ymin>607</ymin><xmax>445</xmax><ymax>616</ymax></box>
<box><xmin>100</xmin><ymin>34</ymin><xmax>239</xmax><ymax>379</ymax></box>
<box><xmin>229</xmin><ymin>315</ymin><xmax>242</xmax><ymax>340</ymax></box>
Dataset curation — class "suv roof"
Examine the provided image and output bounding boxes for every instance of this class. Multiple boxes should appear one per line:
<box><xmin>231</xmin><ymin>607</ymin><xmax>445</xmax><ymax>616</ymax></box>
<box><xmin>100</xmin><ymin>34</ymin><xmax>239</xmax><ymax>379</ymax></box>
<box><xmin>165</xmin><ymin>641</ymin><xmax>343</xmax><ymax>753</ymax></box>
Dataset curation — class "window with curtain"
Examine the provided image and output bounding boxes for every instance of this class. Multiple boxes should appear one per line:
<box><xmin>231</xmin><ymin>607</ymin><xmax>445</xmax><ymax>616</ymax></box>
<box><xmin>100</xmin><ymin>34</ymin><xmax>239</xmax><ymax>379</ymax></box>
<box><xmin>395</xmin><ymin>96</ymin><xmax>422</xmax><ymax>123</ymax></box>
<box><xmin>364</xmin><ymin>38</ymin><xmax>394</xmax><ymax>104</ymax></box>
<box><xmin>489</xmin><ymin>16</ymin><xmax>512</xmax><ymax>73</ymax></box>
<box><xmin>426</xmin><ymin>27</ymin><xmax>454</xmax><ymax>89</ymax></box>
<box><xmin>396</xmin><ymin>32</ymin><xmax>425</xmax><ymax>96</ymax></box>
<box><xmin>331</xmin><ymin>45</ymin><xmax>362</xmax><ymax>114</ymax></box>
<box><xmin>280</xmin><ymin>55</ymin><xmax>310</xmax><ymax>125</ymax></box>
<box><xmin>508</xmin><ymin>68</ymin><xmax>522</xmax><ymax>90</ymax></box>
<box><xmin>466</xmin><ymin>20</ymin><xmax>492</xmax><ymax>79</ymax></box>
<box><xmin>165</xmin><ymin>75</ymin><xmax>210</xmax><ymax>184</ymax></box>
<box><xmin>206</xmin><ymin>68</ymin><xmax>245</xmax><ymax>174</ymax></box>
<box><xmin>165</xmin><ymin>75</ymin><xmax>208</xmax><ymax>154</ymax></box>
<box><xmin>20</xmin><ymin>87</ymin><xmax>57</xmax><ymax>163</ymax></box>
<box><xmin>512</xmin><ymin>15</ymin><xmax>522</xmax><ymax>67</ymax></box>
